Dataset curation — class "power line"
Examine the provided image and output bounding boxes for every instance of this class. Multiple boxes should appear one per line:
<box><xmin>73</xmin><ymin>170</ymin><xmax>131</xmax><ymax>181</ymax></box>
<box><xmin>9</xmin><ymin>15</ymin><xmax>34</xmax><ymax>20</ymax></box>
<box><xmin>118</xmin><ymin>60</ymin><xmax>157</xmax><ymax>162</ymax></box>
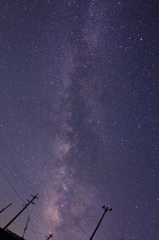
<box><xmin>0</xmin><ymin>130</ymin><xmax>34</xmax><ymax>194</ymax></box>
<box><xmin>0</xmin><ymin>130</ymin><xmax>50</xmax><ymax>239</ymax></box>
<box><xmin>0</xmin><ymin>130</ymin><xmax>46</xmax><ymax>223</ymax></box>
<box><xmin>0</xmin><ymin>166</ymin><xmax>40</xmax><ymax>240</ymax></box>
<box><xmin>0</xmin><ymin>166</ymin><xmax>25</xmax><ymax>203</ymax></box>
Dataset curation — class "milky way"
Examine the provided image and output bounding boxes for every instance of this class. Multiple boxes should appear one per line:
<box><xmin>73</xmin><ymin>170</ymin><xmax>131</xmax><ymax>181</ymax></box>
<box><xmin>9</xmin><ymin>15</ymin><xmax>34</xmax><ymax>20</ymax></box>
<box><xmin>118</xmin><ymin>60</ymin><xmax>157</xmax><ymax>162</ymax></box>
<box><xmin>42</xmin><ymin>2</ymin><xmax>105</xmax><ymax>238</ymax></box>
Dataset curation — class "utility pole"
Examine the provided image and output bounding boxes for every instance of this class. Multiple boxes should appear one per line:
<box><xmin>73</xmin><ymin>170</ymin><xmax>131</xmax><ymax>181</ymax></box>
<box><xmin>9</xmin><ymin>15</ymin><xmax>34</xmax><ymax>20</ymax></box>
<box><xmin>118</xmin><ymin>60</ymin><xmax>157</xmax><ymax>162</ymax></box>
<box><xmin>3</xmin><ymin>194</ymin><xmax>38</xmax><ymax>230</ymax></box>
<box><xmin>89</xmin><ymin>205</ymin><xmax>112</xmax><ymax>240</ymax></box>
<box><xmin>22</xmin><ymin>216</ymin><xmax>30</xmax><ymax>239</ymax></box>
<box><xmin>46</xmin><ymin>233</ymin><xmax>53</xmax><ymax>240</ymax></box>
<box><xmin>0</xmin><ymin>203</ymin><xmax>12</xmax><ymax>214</ymax></box>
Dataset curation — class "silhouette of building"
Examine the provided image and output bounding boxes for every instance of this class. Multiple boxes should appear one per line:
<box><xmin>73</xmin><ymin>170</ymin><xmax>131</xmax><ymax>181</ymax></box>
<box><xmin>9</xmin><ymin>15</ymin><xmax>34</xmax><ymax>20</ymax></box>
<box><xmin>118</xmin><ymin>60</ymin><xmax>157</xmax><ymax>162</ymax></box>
<box><xmin>0</xmin><ymin>228</ymin><xmax>25</xmax><ymax>240</ymax></box>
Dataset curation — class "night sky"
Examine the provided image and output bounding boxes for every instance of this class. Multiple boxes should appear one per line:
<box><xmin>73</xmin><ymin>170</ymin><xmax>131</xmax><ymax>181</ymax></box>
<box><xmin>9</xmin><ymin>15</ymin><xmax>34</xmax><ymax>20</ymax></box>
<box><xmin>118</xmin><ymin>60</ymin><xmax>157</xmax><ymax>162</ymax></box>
<box><xmin>0</xmin><ymin>1</ymin><xmax>159</xmax><ymax>240</ymax></box>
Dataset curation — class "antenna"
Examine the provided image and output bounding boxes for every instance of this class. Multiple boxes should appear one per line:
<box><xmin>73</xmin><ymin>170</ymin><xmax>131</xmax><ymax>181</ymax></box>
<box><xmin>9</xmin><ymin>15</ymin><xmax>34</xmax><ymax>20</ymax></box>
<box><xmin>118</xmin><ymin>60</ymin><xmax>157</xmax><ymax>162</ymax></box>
<box><xmin>22</xmin><ymin>216</ymin><xmax>30</xmax><ymax>239</ymax></box>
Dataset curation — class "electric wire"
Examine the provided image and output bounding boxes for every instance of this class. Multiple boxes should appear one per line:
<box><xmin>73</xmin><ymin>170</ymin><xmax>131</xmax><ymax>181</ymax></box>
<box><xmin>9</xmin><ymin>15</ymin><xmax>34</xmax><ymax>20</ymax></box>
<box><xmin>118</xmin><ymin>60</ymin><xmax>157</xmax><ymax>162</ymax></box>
<box><xmin>0</xmin><ymin>130</ymin><xmax>47</xmax><ymax>238</ymax></box>
<box><xmin>0</xmin><ymin>130</ymin><xmax>34</xmax><ymax>194</ymax></box>
<box><xmin>0</xmin><ymin>130</ymin><xmax>47</xmax><ymax>224</ymax></box>
<box><xmin>0</xmin><ymin>166</ymin><xmax>25</xmax><ymax>203</ymax></box>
